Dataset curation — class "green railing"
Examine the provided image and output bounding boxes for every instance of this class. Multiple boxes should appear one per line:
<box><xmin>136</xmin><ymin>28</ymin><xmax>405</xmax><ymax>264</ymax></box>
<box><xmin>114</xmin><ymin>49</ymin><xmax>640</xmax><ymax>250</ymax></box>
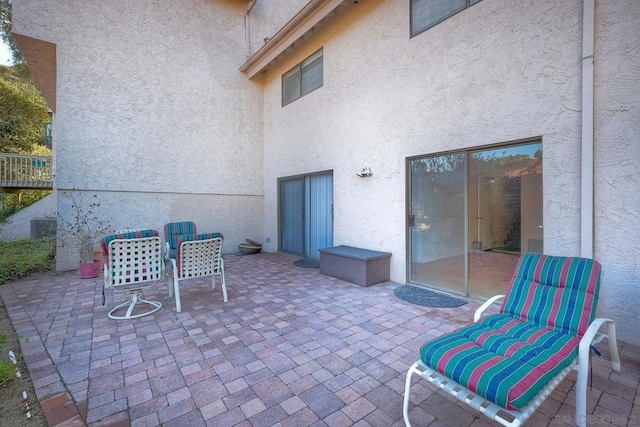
<box><xmin>0</xmin><ymin>153</ymin><xmax>53</xmax><ymax>189</ymax></box>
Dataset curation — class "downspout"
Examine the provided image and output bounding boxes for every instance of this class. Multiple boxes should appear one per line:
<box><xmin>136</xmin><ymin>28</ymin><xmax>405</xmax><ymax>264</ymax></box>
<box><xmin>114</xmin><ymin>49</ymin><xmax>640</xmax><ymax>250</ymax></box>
<box><xmin>580</xmin><ymin>0</ymin><xmax>595</xmax><ymax>258</ymax></box>
<box><xmin>245</xmin><ymin>0</ymin><xmax>259</xmax><ymax>58</ymax></box>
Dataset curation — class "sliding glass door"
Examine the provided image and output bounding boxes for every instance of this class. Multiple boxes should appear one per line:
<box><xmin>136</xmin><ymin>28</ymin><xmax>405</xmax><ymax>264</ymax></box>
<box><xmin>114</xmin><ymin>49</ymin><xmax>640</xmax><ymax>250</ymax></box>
<box><xmin>409</xmin><ymin>153</ymin><xmax>466</xmax><ymax>294</ymax></box>
<box><xmin>408</xmin><ymin>142</ymin><xmax>542</xmax><ymax>297</ymax></box>
<box><xmin>279</xmin><ymin>172</ymin><xmax>334</xmax><ymax>259</ymax></box>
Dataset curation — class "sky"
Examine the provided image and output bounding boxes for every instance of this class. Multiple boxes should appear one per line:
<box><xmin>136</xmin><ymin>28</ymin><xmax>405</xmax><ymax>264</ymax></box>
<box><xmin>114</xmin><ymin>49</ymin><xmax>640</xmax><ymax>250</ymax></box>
<box><xmin>0</xmin><ymin>39</ymin><xmax>13</xmax><ymax>66</ymax></box>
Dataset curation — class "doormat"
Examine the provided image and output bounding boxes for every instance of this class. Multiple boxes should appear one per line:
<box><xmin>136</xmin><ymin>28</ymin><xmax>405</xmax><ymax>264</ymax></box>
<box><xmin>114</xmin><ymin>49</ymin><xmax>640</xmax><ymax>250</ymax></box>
<box><xmin>394</xmin><ymin>285</ymin><xmax>467</xmax><ymax>308</ymax></box>
<box><xmin>293</xmin><ymin>258</ymin><xmax>320</xmax><ymax>268</ymax></box>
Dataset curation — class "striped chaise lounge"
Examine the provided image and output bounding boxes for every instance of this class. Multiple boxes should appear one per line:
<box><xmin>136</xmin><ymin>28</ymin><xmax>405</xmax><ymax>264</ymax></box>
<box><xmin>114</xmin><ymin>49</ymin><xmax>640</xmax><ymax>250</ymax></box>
<box><xmin>403</xmin><ymin>253</ymin><xmax>620</xmax><ymax>427</ymax></box>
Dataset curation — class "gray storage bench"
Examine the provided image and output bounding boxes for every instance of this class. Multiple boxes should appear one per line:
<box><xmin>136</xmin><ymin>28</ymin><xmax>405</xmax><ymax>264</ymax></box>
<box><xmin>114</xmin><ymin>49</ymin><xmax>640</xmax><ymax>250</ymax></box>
<box><xmin>319</xmin><ymin>245</ymin><xmax>391</xmax><ymax>286</ymax></box>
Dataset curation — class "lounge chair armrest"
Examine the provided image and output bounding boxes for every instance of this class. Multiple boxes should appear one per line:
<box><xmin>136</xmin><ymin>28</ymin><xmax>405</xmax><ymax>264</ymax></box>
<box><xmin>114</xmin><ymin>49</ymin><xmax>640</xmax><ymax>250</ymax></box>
<box><xmin>579</xmin><ymin>318</ymin><xmax>620</xmax><ymax>371</ymax></box>
<box><xmin>474</xmin><ymin>294</ymin><xmax>505</xmax><ymax>322</ymax></box>
<box><xmin>575</xmin><ymin>318</ymin><xmax>620</xmax><ymax>427</ymax></box>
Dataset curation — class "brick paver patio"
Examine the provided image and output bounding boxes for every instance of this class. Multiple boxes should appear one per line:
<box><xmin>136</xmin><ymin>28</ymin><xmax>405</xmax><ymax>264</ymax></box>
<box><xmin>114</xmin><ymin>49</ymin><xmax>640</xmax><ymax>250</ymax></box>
<box><xmin>1</xmin><ymin>252</ymin><xmax>638</xmax><ymax>426</ymax></box>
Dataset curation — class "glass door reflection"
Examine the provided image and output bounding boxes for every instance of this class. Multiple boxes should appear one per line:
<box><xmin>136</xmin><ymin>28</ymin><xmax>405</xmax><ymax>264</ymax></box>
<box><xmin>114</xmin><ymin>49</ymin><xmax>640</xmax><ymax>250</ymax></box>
<box><xmin>408</xmin><ymin>142</ymin><xmax>543</xmax><ymax>298</ymax></box>
<box><xmin>467</xmin><ymin>143</ymin><xmax>543</xmax><ymax>298</ymax></box>
<box><xmin>409</xmin><ymin>153</ymin><xmax>466</xmax><ymax>294</ymax></box>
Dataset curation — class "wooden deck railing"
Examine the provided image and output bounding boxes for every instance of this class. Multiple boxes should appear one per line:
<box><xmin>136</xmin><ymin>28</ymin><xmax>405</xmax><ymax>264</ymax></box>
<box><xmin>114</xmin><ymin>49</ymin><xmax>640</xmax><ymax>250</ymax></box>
<box><xmin>0</xmin><ymin>153</ymin><xmax>53</xmax><ymax>190</ymax></box>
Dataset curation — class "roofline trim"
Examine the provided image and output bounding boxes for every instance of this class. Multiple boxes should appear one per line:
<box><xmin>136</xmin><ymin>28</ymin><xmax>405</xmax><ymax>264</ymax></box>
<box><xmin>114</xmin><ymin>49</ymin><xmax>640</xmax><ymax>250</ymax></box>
<box><xmin>240</xmin><ymin>0</ymin><xmax>349</xmax><ymax>78</ymax></box>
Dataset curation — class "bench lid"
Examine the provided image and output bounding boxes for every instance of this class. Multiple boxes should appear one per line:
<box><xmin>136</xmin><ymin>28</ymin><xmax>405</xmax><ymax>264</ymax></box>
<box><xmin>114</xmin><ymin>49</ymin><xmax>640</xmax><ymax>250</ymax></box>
<box><xmin>319</xmin><ymin>245</ymin><xmax>391</xmax><ymax>261</ymax></box>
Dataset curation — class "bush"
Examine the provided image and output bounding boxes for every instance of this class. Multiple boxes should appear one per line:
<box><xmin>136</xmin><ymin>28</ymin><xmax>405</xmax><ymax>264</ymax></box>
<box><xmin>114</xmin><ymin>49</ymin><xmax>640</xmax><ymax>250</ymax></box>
<box><xmin>0</xmin><ymin>357</ymin><xmax>16</xmax><ymax>385</ymax></box>
<box><xmin>0</xmin><ymin>237</ymin><xmax>55</xmax><ymax>285</ymax></box>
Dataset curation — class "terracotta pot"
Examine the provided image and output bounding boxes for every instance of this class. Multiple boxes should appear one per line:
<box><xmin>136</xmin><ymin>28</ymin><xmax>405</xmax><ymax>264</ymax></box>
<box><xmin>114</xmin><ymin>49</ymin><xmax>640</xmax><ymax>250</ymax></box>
<box><xmin>93</xmin><ymin>250</ymin><xmax>105</xmax><ymax>271</ymax></box>
<box><xmin>78</xmin><ymin>260</ymin><xmax>100</xmax><ymax>279</ymax></box>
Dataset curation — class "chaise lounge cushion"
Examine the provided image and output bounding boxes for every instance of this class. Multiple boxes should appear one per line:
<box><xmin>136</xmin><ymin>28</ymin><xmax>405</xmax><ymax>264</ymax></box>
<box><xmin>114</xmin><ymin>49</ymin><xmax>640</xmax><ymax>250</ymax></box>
<box><xmin>500</xmin><ymin>253</ymin><xmax>601</xmax><ymax>338</ymax></box>
<box><xmin>101</xmin><ymin>229</ymin><xmax>159</xmax><ymax>265</ymax></box>
<box><xmin>164</xmin><ymin>221</ymin><xmax>197</xmax><ymax>259</ymax></box>
<box><xmin>420</xmin><ymin>253</ymin><xmax>602</xmax><ymax>411</ymax></box>
<box><xmin>421</xmin><ymin>314</ymin><xmax>580</xmax><ymax>410</ymax></box>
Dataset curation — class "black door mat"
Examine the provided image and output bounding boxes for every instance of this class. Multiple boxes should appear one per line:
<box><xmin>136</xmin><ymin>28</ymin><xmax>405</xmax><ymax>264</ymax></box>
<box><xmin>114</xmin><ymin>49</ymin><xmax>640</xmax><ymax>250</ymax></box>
<box><xmin>394</xmin><ymin>285</ymin><xmax>467</xmax><ymax>308</ymax></box>
<box><xmin>293</xmin><ymin>258</ymin><xmax>320</xmax><ymax>268</ymax></box>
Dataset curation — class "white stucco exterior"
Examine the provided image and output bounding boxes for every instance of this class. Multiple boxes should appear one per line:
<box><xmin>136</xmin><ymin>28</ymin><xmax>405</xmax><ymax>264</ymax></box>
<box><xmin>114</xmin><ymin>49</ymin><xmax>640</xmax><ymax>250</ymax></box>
<box><xmin>263</xmin><ymin>0</ymin><xmax>586</xmax><ymax>279</ymax></box>
<box><xmin>259</xmin><ymin>0</ymin><xmax>640</xmax><ymax>343</ymax></box>
<box><xmin>592</xmin><ymin>0</ymin><xmax>640</xmax><ymax>343</ymax></box>
<box><xmin>12</xmin><ymin>0</ymin><xmax>270</xmax><ymax>269</ymax></box>
<box><xmin>11</xmin><ymin>0</ymin><xmax>640</xmax><ymax>344</ymax></box>
<box><xmin>0</xmin><ymin>194</ymin><xmax>55</xmax><ymax>241</ymax></box>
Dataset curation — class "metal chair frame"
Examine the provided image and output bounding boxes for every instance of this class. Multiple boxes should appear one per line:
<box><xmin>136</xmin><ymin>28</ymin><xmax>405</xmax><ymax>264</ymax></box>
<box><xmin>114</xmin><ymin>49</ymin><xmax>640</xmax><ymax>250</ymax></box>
<box><xmin>104</xmin><ymin>235</ymin><xmax>164</xmax><ymax>320</ymax></box>
<box><xmin>403</xmin><ymin>294</ymin><xmax>621</xmax><ymax>427</ymax></box>
<box><xmin>168</xmin><ymin>237</ymin><xmax>227</xmax><ymax>313</ymax></box>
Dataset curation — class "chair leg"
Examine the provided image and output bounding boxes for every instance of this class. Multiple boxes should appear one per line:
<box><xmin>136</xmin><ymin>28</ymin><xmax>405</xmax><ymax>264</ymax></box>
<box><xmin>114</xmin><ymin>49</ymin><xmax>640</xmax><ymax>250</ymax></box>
<box><xmin>576</xmin><ymin>320</ymin><xmax>620</xmax><ymax>427</ymax></box>
<box><xmin>220</xmin><ymin>266</ymin><xmax>228</xmax><ymax>303</ymax></box>
<box><xmin>173</xmin><ymin>275</ymin><xmax>182</xmax><ymax>313</ymax></box>
<box><xmin>403</xmin><ymin>361</ymin><xmax>420</xmax><ymax>427</ymax></box>
<box><xmin>108</xmin><ymin>291</ymin><xmax>162</xmax><ymax>320</ymax></box>
<box><xmin>576</xmin><ymin>358</ymin><xmax>589</xmax><ymax>427</ymax></box>
<box><xmin>167</xmin><ymin>272</ymin><xmax>174</xmax><ymax>297</ymax></box>
<box><xmin>607</xmin><ymin>321</ymin><xmax>621</xmax><ymax>372</ymax></box>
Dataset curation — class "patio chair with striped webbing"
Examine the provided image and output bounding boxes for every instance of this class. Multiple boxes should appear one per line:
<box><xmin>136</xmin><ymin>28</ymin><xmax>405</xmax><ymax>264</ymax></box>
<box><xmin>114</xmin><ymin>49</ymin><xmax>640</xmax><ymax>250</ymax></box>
<box><xmin>403</xmin><ymin>253</ymin><xmax>620</xmax><ymax>427</ymax></box>
<box><xmin>167</xmin><ymin>232</ymin><xmax>226</xmax><ymax>313</ymax></box>
<box><xmin>101</xmin><ymin>229</ymin><xmax>164</xmax><ymax>320</ymax></box>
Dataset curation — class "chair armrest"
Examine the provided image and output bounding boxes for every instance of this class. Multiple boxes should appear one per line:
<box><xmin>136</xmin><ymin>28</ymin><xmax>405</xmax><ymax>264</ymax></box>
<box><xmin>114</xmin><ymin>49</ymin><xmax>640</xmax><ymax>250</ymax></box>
<box><xmin>164</xmin><ymin>242</ymin><xmax>171</xmax><ymax>259</ymax></box>
<box><xmin>575</xmin><ymin>318</ymin><xmax>620</xmax><ymax>427</ymax></box>
<box><xmin>474</xmin><ymin>294</ymin><xmax>505</xmax><ymax>322</ymax></box>
<box><xmin>170</xmin><ymin>257</ymin><xmax>177</xmax><ymax>271</ymax></box>
<box><xmin>579</xmin><ymin>318</ymin><xmax>620</xmax><ymax>372</ymax></box>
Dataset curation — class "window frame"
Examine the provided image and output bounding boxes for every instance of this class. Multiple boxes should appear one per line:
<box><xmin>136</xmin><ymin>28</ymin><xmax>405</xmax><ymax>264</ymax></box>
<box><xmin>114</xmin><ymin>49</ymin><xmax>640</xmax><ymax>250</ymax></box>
<box><xmin>410</xmin><ymin>0</ymin><xmax>482</xmax><ymax>38</ymax></box>
<box><xmin>406</xmin><ymin>138</ymin><xmax>543</xmax><ymax>297</ymax></box>
<box><xmin>282</xmin><ymin>48</ymin><xmax>324</xmax><ymax>107</ymax></box>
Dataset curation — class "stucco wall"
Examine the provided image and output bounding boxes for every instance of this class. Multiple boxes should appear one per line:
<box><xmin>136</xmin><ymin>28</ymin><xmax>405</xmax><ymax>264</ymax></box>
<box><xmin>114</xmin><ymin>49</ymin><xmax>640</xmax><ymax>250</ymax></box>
<box><xmin>0</xmin><ymin>194</ymin><xmax>55</xmax><ymax>241</ymax></box>
<box><xmin>260</xmin><ymin>0</ymin><xmax>640</xmax><ymax>344</ymax></box>
<box><xmin>593</xmin><ymin>1</ymin><xmax>640</xmax><ymax>344</ymax></box>
<box><xmin>13</xmin><ymin>0</ymin><xmax>267</xmax><ymax>270</ymax></box>
<box><xmin>247</xmin><ymin>0</ymin><xmax>309</xmax><ymax>57</ymax></box>
<box><xmin>11</xmin><ymin>0</ymin><xmax>639</xmax><ymax>344</ymax></box>
<box><xmin>262</xmin><ymin>0</ymin><xmax>583</xmax><ymax>279</ymax></box>
<box><xmin>55</xmin><ymin>190</ymin><xmax>263</xmax><ymax>270</ymax></box>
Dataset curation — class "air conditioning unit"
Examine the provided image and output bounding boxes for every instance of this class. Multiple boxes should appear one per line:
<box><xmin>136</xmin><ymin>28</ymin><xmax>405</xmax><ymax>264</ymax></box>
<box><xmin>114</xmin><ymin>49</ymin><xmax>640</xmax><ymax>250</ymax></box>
<box><xmin>30</xmin><ymin>218</ymin><xmax>57</xmax><ymax>239</ymax></box>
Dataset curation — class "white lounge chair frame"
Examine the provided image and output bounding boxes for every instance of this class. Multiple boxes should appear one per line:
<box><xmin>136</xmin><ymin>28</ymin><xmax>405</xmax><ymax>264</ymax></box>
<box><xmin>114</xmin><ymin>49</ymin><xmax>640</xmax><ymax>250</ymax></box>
<box><xmin>168</xmin><ymin>237</ymin><xmax>227</xmax><ymax>313</ymax></box>
<box><xmin>403</xmin><ymin>295</ymin><xmax>621</xmax><ymax>427</ymax></box>
<box><xmin>103</xmin><ymin>235</ymin><xmax>164</xmax><ymax>320</ymax></box>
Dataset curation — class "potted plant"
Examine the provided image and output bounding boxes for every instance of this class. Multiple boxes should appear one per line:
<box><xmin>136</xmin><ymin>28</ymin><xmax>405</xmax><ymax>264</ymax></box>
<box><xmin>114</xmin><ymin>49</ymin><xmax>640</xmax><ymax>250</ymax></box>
<box><xmin>58</xmin><ymin>191</ymin><xmax>111</xmax><ymax>278</ymax></box>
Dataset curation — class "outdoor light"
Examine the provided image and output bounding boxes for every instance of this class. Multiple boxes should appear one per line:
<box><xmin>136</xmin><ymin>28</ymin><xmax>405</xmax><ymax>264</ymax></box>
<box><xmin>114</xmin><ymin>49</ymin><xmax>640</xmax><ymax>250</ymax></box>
<box><xmin>356</xmin><ymin>166</ymin><xmax>372</xmax><ymax>177</ymax></box>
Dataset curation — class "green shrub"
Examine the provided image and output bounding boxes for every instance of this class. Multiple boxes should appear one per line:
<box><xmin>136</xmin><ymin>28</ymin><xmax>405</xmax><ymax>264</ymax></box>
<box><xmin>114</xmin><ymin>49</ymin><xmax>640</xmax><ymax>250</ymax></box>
<box><xmin>0</xmin><ymin>237</ymin><xmax>55</xmax><ymax>285</ymax></box>
<box><xmin>0</xmin><ymin>359</ymin><xmax>17</xmax><ymax>384</ymax></box>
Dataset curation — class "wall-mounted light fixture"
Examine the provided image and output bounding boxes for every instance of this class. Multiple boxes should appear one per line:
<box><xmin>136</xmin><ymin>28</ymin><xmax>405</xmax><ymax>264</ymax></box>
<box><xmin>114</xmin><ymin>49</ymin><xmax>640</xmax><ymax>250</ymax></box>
<box><xmin>356</xmin><ymin>166</ymin><xmax>372</xmax><ymax>177</ymax></box>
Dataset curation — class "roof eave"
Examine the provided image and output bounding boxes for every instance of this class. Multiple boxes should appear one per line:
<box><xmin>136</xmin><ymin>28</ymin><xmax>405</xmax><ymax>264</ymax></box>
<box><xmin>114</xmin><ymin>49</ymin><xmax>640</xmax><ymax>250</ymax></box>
<box><xmin>240</xmin><ymin>0</ymin><xmax>351</xmax><ymax>78</ymax></box>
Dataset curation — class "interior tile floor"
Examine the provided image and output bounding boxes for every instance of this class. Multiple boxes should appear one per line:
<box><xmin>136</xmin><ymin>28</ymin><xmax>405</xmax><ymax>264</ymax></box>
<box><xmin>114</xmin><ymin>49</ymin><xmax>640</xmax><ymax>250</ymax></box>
<box><xmin>1</xmin><ymin>252</ymin><xmax>638</xmax><ymax>427</ymax></box>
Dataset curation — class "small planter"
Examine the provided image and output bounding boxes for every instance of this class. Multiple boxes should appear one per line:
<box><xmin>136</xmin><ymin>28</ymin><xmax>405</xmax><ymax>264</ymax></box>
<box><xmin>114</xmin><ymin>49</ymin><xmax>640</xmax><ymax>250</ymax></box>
<box><xmin>78</xmin><ymin>260</ymin><xmax>100</xmax><ymax>279</ymax></box>
<box><xmin>93</xmin><ymin>250</ymin><xmax>105</xmax><ymax>271</ymax></box>
<box><xmin>238</xmin><ymin>243</ymin><xmax>262</xmax><ymax>255</ymax></box>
